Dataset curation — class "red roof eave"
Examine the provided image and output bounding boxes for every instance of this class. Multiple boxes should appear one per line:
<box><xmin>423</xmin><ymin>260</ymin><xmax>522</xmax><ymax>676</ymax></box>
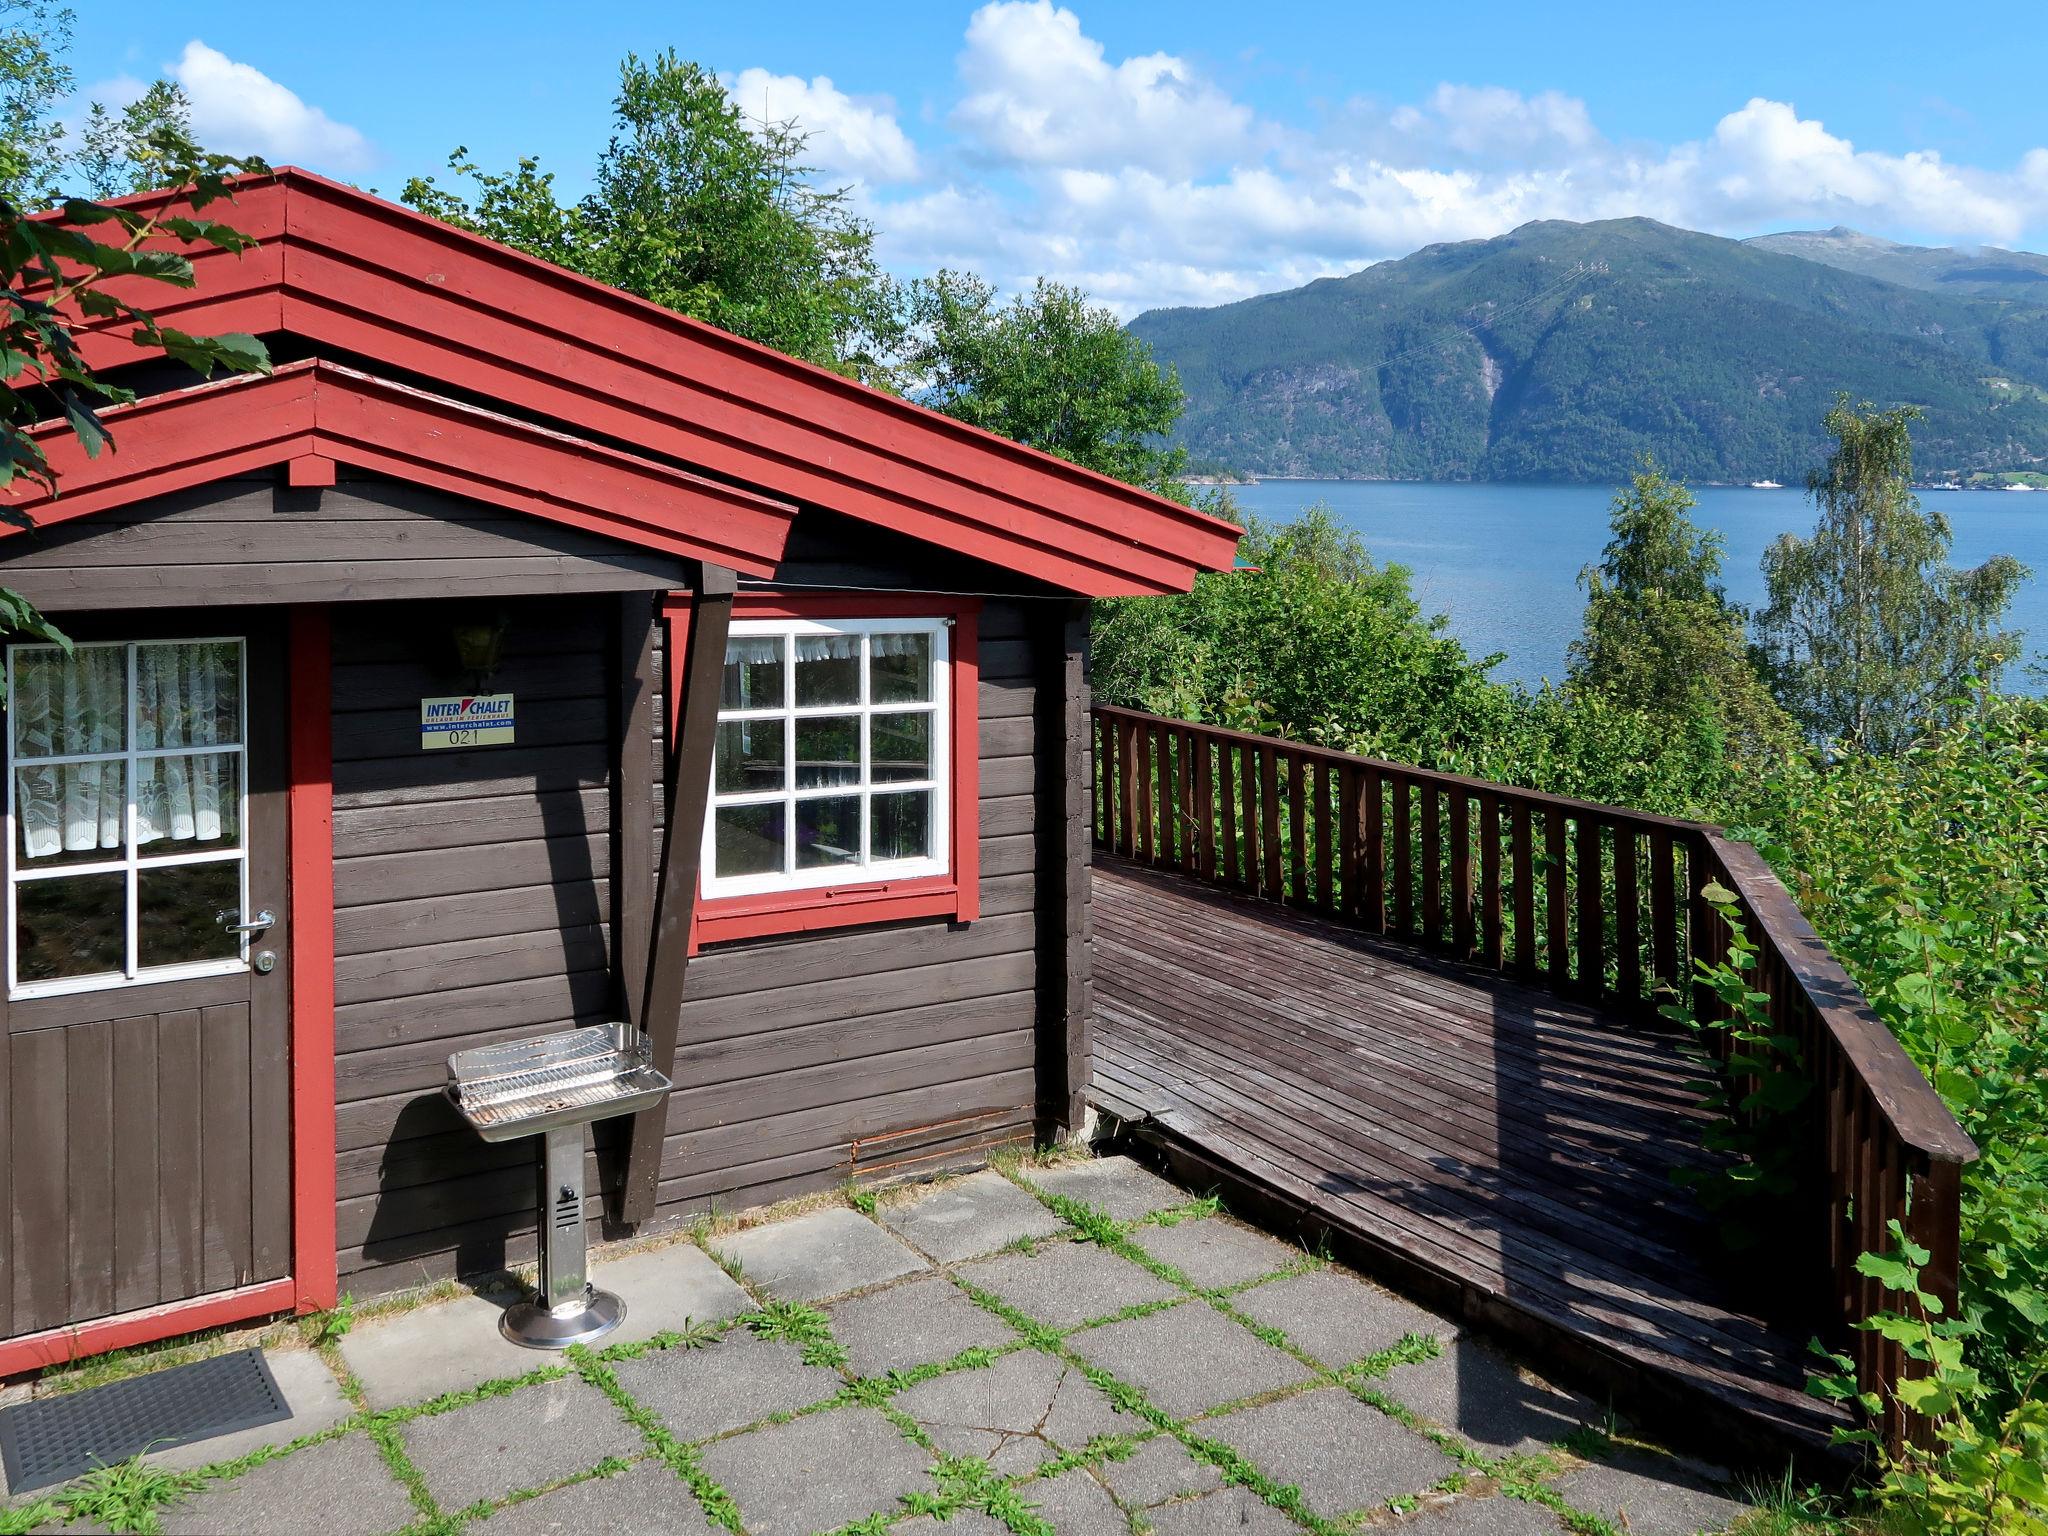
<box><xmin>0</xmin><ymin>360</ymin><xmax>799</xmax><ymax>576</ymax></box>
<box><xmin>42</xmin><ymin>170</ymin><xmax>1240</xmax><ymax>597</ymax></box>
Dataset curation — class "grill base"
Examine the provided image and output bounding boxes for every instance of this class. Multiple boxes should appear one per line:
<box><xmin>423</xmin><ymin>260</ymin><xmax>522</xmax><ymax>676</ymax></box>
<box><xmin>500</xmin><ymin>1289</ymin><xmax>626</xmax><ymax>1350</ymax></box>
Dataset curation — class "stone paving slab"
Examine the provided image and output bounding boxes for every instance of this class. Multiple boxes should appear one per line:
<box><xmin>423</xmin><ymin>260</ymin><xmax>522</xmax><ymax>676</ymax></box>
<box><xmin>608</xmin><ymin>1330</ymin><xmax>844</xmax><ymax>1444</ymax></box>
<box><xmin>1201</xmin><ymin>1385</ymin><xmax>1462</xmax><ymax>1519</ymax></box>
<box><xmin>1092</xmin><ymin>1433</ymin><xmax>1222</xmax><ymax>1508</ymax></box>
<box><xmin>894</xmin><ymin>1350</ymin><xmax>1132</xmax><ymax>1475</ymax></box>
<box><xmin>1550</xmin><ymin>1450</ymin><xmax>1748</xmax><ymax>1535</ymax></box>
<box><xmin>166</xmin><ymin>1432</ymin><xmax>417</xmax><ymax>1536</ymax></box>
<box><xmin>877</xmin><ymin>1170</ymin><xmax>1066</xmax><ymax>1262</ymax></box>
<box><xmin>828</xmin><ymin>1275</ymin><xmax>1018</xmax><ymax>1378</ymax></box>
<box><xmin>711</xmin><ymin>1208</ymin><xmax>929</xmax><ymax>1301</ymax></box>
<box><xmin>476</xmin><ymin>1458</ymin><xmax>716</xmax><ymax>1535</ymax></box>
<box><xmin>1388</xmin><ymin>1494</ymin><xmax>1568</xmax><ymax>1534</ymax></box>
<box><xmin>339</xmin><ymin>1290</ymin><xmax>544</xmax><ymax>1408</ymax></box>
<box><xmin>1015</xmin><ymin>1467</ymin><xmax>1127</xmax><ymax>1534</ymax></box>
<box><xmin>698</xmin><ymin>1405</ymin><xmax>936</xmax><ymax>1536</ymax></box>
<box><xmin>1126</xmin><ymin>1216</ymin><xmax>1301</xmax><ymax>1289</ymax></box>
<box><xmin>149</xmin><ymin>1348</ymin><xmax>355</xmax><ymax>1474</ymax></box>
<box><xmin>401</xmin><ymin>1375</ymin><xmax>643</xmax><ymax>1513</ymax></box>
<box><xmin>590</xmin><ymin>1242</ymin><xmax>754</xmax><ymax>1344</ymax></box>
<box><xmin>1066</xmin><ymin>1300</ymin><xmax>1312</xmax><ymax>1416</ymax></box>
<box><xmin>1145</xmin><ymin>1485</ymin><xmax>1302</xmax><ymax>1534</ymax></box>
<box><xmin>1025</xmin><ymin>1156</ymin><xmax>1184</xmax><ymax>1220</ymax></box>
<box><xmin>1381</xmin><ymin>1339</ymin><xmax>1597</xmax><ymax>1456</ymax></box>
<box><xmin>955</xmin><ymin>1240</ymin><xmax>1180</xmax><ymax>1330</ymax></box>
<box><xmin>898</xmin><ymin>1511</ymin><xmax>1010</xmax><ymax>1536</ymax></box>
<box><xmin>1232</xmin><ymin>1267</ymin><xmax>1458</xmax><ymax>1369</ymax></box>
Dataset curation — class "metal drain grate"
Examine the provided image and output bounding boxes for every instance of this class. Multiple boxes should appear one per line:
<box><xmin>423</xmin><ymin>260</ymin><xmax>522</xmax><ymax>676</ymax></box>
<box><xmin>0</xmin><ymin>1348</ymin><xmax>291</xmax><ymax>1495</ymax></box>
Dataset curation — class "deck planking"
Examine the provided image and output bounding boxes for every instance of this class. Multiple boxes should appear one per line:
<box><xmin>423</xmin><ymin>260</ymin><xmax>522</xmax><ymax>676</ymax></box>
<box><xmin>1089</xmin><ymin>856</ymin><xmax>1850</xmax><ymax>1456</ymax></box>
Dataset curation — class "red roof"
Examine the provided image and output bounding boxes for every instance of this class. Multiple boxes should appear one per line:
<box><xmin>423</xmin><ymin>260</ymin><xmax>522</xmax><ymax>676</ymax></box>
<box><xmin>32</xmin><ymin>169</ymin><xmax>1240</xmax><ymax>596</ymax></box>
<box><xmin>5</xmin><ymin>361</ymin><xmax>799</xmax><ymax>575</ymax></box>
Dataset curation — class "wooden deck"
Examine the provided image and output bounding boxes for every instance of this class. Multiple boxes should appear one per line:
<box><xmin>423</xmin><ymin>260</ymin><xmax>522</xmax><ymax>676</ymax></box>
<box><xmin>1089</xmin><ymin>856</ymin><xmax>1851</xmax><ymax>1458</ymax></box>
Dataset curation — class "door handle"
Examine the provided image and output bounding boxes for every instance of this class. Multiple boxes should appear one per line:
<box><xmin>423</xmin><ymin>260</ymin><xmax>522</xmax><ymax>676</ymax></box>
<box><xmin>218</xmin><ymin>908</ymin><xmax>276</xmax><ymax>936</ymax></box>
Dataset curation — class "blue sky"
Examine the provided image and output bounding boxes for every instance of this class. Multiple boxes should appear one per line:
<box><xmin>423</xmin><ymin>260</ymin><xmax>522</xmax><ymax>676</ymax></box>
<box><xmin>71</xmin><ymin>1</ymin><xmax>2048</xmax><ymax>314</ymax></box>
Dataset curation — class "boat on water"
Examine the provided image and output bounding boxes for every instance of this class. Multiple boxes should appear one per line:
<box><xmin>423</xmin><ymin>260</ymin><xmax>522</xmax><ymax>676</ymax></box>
<box><xmin>2002</xmin><ymin>483</ymin><xmax>2038</xmax><ymax>492</ymax></box>
<box><xmin>1749</xmin><ymin>479</ymin><xmax>1784</xmax><ymax>489</ymax></box>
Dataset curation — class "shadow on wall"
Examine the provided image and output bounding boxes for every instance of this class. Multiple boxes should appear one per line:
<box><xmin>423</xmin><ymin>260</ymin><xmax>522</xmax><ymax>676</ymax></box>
<box><xmin>353</xmin><ymin>595</ymin><xmax>624</xmax><ymax>1287</ymax></box>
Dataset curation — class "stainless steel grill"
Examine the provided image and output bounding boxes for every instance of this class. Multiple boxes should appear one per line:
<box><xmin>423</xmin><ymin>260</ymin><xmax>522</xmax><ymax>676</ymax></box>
<box><xmin>445</xmin><ymin>1024</ymin><xmax>672</xmax><ymax>1348</ymax></box>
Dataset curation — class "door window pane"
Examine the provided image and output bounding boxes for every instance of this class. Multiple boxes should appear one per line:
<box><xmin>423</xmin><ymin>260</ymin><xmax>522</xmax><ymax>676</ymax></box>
<box><xmin>135</xmin><ymin>641</ymin><xmax>240</xmax><ymax>748</ymax></box>
<box><xmin>15</xmin><ymin>873</ymin><xmax>125</xmax><ymax>983</ymax></box>
<box><xmin>870</xmin><ymin>714</ymin><xmax>932</xmax><ymax>783</ymax></box>
<box><xmin>135</xmin><ymin>752</ymin><xmax>240</xmax><ymax>853</ymax></box>
<box><xmin>794</xmin><ymin>633</ymin><xmax>859</xmax><ymax>706</ymax></box>
<box><xmin>12</xmin><ymin>645</ymin><xmax>125</xmax><ymax>758</ymax></box>
<box><xmin>138</xmin><ymin>861</ymin><xmax>242</xmax><ymax>968</ymax></box>
<box><xmin>714</xmin><ymin>803</ymin><xmax>785</xmax><ymax>878</ymax></box>
<box><xmin>794</xmin><ymin>716</ymin><xmax>861</xmax><ymax>788</ymax></box>
<box><xmin>870</xmin><ymin>792</ymin><xmax>932</xmax><ymax>862</ymax></box>
<box><xmin>721</xmin><ymin>636</ymin><xmax>783</xmax><ymax>710</ymax></box>
<box><xmin>795</xmin><ymin>795</ymin><xmax>861</xmax><ymax>870</ymax></box>
<box><xmin>870</xmin><ymin>632</ymin><xmax>932</xmax><ymax>703</ymax></box>
<box><xmin>715</xmin><ymin>720</ymin><xmax>785</xmax><ymax>794</ymax></box>
<box><xmin>15</xmin><ymin>760</ymin><xmax>126</xmax><ymax>864</ymax></box>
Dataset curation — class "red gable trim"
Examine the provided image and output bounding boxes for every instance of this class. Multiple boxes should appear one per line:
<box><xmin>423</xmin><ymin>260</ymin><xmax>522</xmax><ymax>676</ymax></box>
<box><xmin>2</xmin><ymin>360</ymin><xmax>798</xmax><ymax>576</ymax></box>
<box><xmin>57</xmin><ymin>172</ymin><xmax>1240</xmax><ymax>597</ymax></box>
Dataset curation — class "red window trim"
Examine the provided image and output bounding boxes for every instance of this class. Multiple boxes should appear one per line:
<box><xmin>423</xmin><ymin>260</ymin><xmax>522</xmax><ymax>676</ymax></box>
<box><xmin>663</xmin><ymin>590</ymin><xmax>981</xmax><ymax>949</ymax></box>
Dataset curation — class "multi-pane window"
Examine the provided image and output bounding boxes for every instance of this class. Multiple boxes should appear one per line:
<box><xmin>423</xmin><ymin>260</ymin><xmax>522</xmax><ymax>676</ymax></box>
<box><xmin>704</xmin><ymin>617</ymin><xmax>950</xmax><ymax>897</ymax></box>
<box><xmin>5</xmin><ymin>639</ymin><xmax>250</xmax><ymax>997</ymax></box>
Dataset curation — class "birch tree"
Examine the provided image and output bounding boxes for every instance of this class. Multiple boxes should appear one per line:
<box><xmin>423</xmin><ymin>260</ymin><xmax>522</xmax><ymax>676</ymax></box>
<box><xmin>1756</xmin><ymin>399</ymin><xmax>2027</xmax><ymax>754</ymax></box>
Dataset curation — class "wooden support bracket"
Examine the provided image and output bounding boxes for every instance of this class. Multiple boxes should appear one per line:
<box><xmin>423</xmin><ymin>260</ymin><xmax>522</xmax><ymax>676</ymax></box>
<box><xmin>614</xmin><ymin>563</ymin><xmax>736</xmax><ymax>1225</ymax></box>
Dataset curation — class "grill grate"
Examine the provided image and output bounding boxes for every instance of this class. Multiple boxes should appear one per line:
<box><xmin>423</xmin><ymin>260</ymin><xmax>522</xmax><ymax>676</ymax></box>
<box><xmin>0</xmin><ymin>1348</ymin><xmax>290</xmax><ymax>1495</ymax></box>
<box><xmin>446</xmin><ymin>1025</ymin><xmax>672</xmax><ymax>1143</ymax></box>
<box><xmin>463</xmin><ymin>1068</ymin><xmax>670</xmax><ymax>1128</ymax></box>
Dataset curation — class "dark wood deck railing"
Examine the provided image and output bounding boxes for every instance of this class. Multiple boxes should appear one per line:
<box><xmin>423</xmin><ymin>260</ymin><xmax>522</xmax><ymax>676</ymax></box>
<box><xmin>1091</xmin><ymin>704</ymin><xmax>1977</xmax><ymax>1451</ymax></box>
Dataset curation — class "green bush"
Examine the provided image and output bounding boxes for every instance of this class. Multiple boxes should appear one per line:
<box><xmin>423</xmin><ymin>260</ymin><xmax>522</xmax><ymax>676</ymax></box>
<box><xmin>1746</xmin><ymin>692</ymin><xmax>2048</xmax><ymax>1419</ymax></box>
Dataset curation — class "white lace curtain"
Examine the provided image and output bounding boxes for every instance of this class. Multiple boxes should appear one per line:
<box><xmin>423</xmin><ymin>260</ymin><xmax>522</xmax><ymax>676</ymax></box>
<box><xmin>15</xmin><ymin>644</ymin><xmax>234</xmax><ymax>861</ymax></box>
<box><xmin>869</xmin><ymin>633</ymin><xmax>928</xmax><ymax>658</ymax></box>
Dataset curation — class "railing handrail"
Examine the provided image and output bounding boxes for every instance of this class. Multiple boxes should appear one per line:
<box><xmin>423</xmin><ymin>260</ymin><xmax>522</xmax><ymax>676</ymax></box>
<box><xmin>1092</xmin><ymin>703</ymin><xmax>1712</xmax><ymax>836</ymax></box>
<box><xmin>1701</xmin><ymin>833</ymin><xmax>1978</xmax><ymax>1166</ymax></box>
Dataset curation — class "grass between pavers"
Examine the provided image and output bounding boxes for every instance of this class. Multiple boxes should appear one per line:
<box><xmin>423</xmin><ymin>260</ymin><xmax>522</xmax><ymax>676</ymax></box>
<box><xmin>3</xmin><ymin>1155</ymin><xmax>1655</xmax><ymax>1536</ymax></box>
<box><xmin>995</xmin><ymin>1160</ymin><xmax>1640</xmax><ymax>1535</ymax></box>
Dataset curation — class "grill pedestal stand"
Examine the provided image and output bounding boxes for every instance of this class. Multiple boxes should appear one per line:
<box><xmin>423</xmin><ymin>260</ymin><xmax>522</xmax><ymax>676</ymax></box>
<box><xmin>498</xmin><ymin>1125</ymin><xmax>626</xmax><ymax>1348</ymax></box>
<box><xmin>444</xmin><ymin>1024</ymin><xmax>673</xmax><ymax>1352</ymax></box>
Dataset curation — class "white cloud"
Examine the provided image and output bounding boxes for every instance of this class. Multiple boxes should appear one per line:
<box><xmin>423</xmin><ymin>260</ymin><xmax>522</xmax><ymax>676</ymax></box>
<box><xmin>1688</xmin><ymin>98</ymin><xmax>2027</xmax><ymax>243</ymax></box>
<box><xmin>851</xmin><ymin>2</ymin><xmax>2048</xmax><ymax>318</ymax></box>
<box><xmin>169</xmin><ymin>41</ymin><xmax>374</xmax><ymax>172</ymax></box>
<box><xmin>950</xmin><ymin>0</ymin><xmax>1253</xmax><ymax>177</ymax></box>
<box><xmin>724</xmin><ymin>68</ymin><xmax>919</xmax><ymax>184</ymax></box>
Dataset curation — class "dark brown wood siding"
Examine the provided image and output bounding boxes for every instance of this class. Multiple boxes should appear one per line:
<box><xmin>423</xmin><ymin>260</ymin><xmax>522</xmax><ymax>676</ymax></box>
<box><xmin>330</xmin><ymin>595</ymin><xmax>620</xmax><ymax>1284</ymax></box>
<box><xmin>646</xmin><ymin>595</ymin><xmax>1048</xmax><ymax>1218</ymax></box>
<box><xmin>332</xmin><ymin>592</ymin><xmax>1065</xmax><ymax>1289</ymax></box>
<box><xmin>0</xmin><ymin>474</ymin><xmax>687</xmax><ymax>612</ymax></box>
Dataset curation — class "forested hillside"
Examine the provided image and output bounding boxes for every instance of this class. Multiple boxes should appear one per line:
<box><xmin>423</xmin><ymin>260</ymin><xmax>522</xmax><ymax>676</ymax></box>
<box><xmin>1130</xmin><ymin>217</ymin><xmax>2048</xmax><ymax>483</ymax></box>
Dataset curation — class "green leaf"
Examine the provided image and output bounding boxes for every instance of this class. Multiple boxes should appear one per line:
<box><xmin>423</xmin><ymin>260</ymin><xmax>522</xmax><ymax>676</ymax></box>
<box><xmin>1856</xmin><ymin>1252</ymin><xmax>1918</xmax><ymax>1291</ymax></box>
<box><xmin>57</xmin><ymin>393</ymin><xmax>110</xmax><ymax>459</ymax></box>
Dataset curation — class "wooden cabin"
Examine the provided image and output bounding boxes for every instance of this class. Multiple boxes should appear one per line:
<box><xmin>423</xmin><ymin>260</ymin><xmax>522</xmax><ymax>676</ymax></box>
<box><xmin>0</xmin><ymin>170</ymin><xmax>1241</xmax><ymax>1372</ymax></box>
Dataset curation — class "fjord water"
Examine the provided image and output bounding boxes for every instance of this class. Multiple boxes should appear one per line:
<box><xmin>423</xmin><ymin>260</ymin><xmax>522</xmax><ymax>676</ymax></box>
<box><xmin>1226</xmin><ymin>480</ymin><xmax>2048</xmax><ymax>692</ymax></box>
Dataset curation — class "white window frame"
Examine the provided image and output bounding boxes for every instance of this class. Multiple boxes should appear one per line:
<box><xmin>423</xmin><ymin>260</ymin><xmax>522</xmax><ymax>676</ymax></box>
<box><xmin>4</xmin><ymin>637</ymin><xmax>252</xmax><ymax>1000</ymax></box>
<box><xmin>702</xmin><ymin>616</ymin><xmax>951</xmax><ymax>899</ymax></box>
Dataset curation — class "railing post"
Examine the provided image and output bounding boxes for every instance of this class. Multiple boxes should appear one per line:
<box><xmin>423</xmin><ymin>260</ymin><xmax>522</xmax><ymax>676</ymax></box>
<box><xmin>1899</xmin><ymin>1157</ymin><xmax>1963</xmax><ymax>1451</ymax></box>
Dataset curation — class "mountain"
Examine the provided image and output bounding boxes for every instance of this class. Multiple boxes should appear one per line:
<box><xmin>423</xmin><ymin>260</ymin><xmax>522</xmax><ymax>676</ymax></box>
<box><xmin>1128</xmin><ymin>217</ymin><xmax>2048</xmax><ymax>484</ymax></box>
<box><xmin>1746</xmin><ymin>227</ymin><xmax>2048</xmax><ymax>303</ymax></box>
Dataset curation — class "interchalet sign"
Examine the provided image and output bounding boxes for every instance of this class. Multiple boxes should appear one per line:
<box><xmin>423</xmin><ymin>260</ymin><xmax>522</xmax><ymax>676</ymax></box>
<box><xmin>421</xmin><ymin>694</ymin><xmax>515</xmax><ymax>749</ymax></box>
